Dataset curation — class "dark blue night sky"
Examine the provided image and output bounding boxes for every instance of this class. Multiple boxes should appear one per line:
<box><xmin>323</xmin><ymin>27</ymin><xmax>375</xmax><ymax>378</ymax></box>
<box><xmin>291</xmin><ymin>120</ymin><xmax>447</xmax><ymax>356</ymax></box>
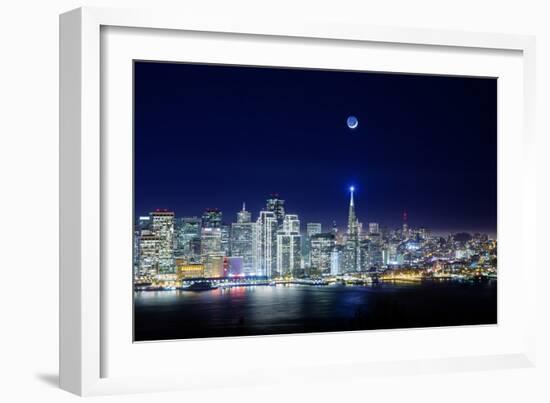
<box><xmin>134</xmin><ymin>61</ymin><xmax>497</xmax><ymax>235</ymax></box>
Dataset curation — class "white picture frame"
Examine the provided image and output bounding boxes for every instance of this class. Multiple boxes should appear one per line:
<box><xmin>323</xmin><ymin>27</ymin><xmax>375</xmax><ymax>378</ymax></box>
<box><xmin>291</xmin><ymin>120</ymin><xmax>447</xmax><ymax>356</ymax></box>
<box><xmin>60</xmin><ymin>6</ymin><xmax>537</xmax><ymax>396</ymax></box>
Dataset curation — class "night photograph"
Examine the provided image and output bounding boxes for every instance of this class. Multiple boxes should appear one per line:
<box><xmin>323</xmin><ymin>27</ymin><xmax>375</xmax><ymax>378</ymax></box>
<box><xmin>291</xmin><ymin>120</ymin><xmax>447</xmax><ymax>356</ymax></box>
<box><xmin>132</xmin><ymin>61</ymin><xmax>497</xmax><ymax>341</ymax></box>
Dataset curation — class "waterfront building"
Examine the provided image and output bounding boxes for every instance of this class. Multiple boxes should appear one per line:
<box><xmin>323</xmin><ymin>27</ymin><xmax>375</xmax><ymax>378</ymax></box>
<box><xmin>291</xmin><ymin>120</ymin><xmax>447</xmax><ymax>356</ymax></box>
<box><xmin>330</xmin><ymin>247</ymin><xmax>342</xmax><ymax>275</ymax></box>
<box><xmin>226</xmin><ymin>256</ymin><xmax>244</xmax><ymax>276</ymax></box>
<box><xmin>153</xmin><ymin>273</ymin><xmax>178</xmax><ymax>285</ymax></box>
<box><xmin>310</xmin><ymin>233</ymin><xmax>335</xmax><ymax>275</ymax></box>
<box><xmin>202</xmin><ymin>208</ymin><xmax>222</xmax><ymax>228</ymax></box>
<box><xmin>150</xmin><ymin>210</ymin><xmax>175</xmax><ymax>273</ymax></box>
<box><xmin>134</xmin><ymin>216</ymin><xmax>152</xmax><ymax>274</ymax></box>
<box><xmin>133</xmin><ymin>229</ymin><xmax>140</xmax><ymax>275</ymax></box>
<box><xmin>276</xmin><ymin>214</ymin><xmax>302</xmax><ymax>277</ymax></box>
<box><xmin>204</xmin><ymin>254</ymin><xmax>225</xmax><ymax>278</ymax></box>
<box><xmin>230</xmin><ymin>203</ymin><xmax>256</xmax><ymax>275</ymax></box>
<box><xmin>138</xmin><ymin>233</ymin><xmax>159</xmax><ymax>276</ymax></box>
<box><xmin>133</xmin><ymin>229</ymin><xmax>141</xmax><ymax>275</ymax></box>
<box><xmin>255</xmin><ymin>210</ymin><xmax>278</xmax><ymax>277</ymax></box>
<box><xmin>175</xmin><ymin>260</ymin><xmax>204</xmax><ymax>279</ymax></box>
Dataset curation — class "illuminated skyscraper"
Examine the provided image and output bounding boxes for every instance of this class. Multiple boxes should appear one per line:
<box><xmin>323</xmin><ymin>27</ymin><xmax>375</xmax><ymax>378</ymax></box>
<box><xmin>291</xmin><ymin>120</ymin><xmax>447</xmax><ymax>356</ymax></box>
<box><xmin>330</xmin><ymin>247</ymin><xmax>342</xmax><ymax>275</ymax></box>
<box><xmin>200</xmin><ymin>226</ymin><xmax>224</xmax><ymax>278</ymax></box>
<box><xmin>175</xmin><ymin>216</ymin><xmax>201</xmax><ymax>261</ymax></box>
<box><xmin>133</xmin><ymin>216</ymin><xmax>151</xmax><ymax>274</ymax></box>
<box><xmin>361</xmin><ymin>237</ymin><xmax>383</xmax><ymax>270</ymax></box>
<box><xmin>221</xmin><ymin>224</ymin><xmax>231</xmax><ymax>255</ymax></box>
<box><xmin>138</xmin><ymin>234</ymin><xmax>159</xmax><ymax>276</ymax></box>
<box><xmin>343</xmin><ymin>187</ymin><xmax>361</xmax><ymax>272</ymax></box>
<box><xmin>150</xmin><ymin>210</ymin><xmax>175</xmax><ymax>273</ymax></box>
<box><xmin>255</xmin><ymin>211</ymin><xmax>278</xmax><ymax>277</ymax></box>
<box><xmin>305</xmin><ymin>223</ymin><xmax>322</xmax><ymax>267</ymax></box>
<box><xmin>276</xmin><ymin>214</ymin><xmax>302</xmax><ymax>277</ymax></box>
<box><xmin>359</xmin><ymin>240</ymin><xmax>370</xmax><ymax>271</ymax></box>
<box><xmin>230</xmin><ymin>203</ymin><xmax>256</xmax><ymax>275</ymax></box>
<box><xmin>310</xmin><ymin>233</ymin><xmax>335</xmax><ymax>274</ymax></box>
<box><xmin>266</xmin><ymin>193</ymin><xmax>285</xmax><ymax>227</ymax></box>
<box><xmin>202</xmin><ymin>208</ymin><xmax>222</xmax><ymax>228</ymax></box>
<box><xmin>200</xmin><ymin>227</ymin><xmax>222</xmax><ymax>258</ymax></box>
<box><xmin>347</xmin><ymin>187</ymin><xmax>358</xmax><ymax>237</ymax></box>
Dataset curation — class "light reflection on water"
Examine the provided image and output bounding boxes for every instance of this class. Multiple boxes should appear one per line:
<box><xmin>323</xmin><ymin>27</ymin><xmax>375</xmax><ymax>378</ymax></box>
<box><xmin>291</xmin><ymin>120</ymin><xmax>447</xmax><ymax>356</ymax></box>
<box><xmin>134</xmin><ymin>282</ymin><xmax>497</xmax><ymax>341</ymax></box>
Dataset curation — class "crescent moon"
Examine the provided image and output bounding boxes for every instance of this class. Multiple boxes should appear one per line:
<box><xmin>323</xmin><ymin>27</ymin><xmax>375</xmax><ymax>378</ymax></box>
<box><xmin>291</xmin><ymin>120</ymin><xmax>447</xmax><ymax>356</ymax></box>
<box><xmin>347</xmin><ymin>116</ymin><xmax>358</xmax><ymax>129</ymax></box>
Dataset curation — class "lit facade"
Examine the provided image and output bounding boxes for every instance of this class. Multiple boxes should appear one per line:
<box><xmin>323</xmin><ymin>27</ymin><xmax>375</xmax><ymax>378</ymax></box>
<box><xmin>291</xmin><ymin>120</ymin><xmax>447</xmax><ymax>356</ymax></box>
<box><xmin>343</xmin><ymin>188</ymin><xmax>361</xmax><ymax>272</ymax></box>
<box><xmin>330</xmin><ymin>248</ymin><xmax>341</xmax><ymax>275</ymax></box>
<box><xmin>226</xmin><ymin>256</ymin><xmax>244</xmax><ymax>276</ymax></box>
<box><xmin>266</xmin><ymin>194</ymin><xmax>285</xmax><ymax>227</ymax></box>
<box><xmin>276</xmin><ymin>214</ymin><xmax>302</xmax><ymax>276</ymax></box>
<box><xmin>310</xmin><ymin>233</ymin><xmax>335</xmax><ymax>274</ymax></box>
<box><xmin>175</xmin><ymin>216</ymin><xmax>201</xmax><ymax>261</ymax></box>
<box><xmin>150</xmin><ymin>210</ymin><xmax>175</xmax><ymax>273</ymax></box>
<box><xmin>305</xmin><ymin>223</ymin><xmax>322</xmax><ymax>267</ymax></box>
<box><xmin>204</xmin><ymin>254</ymin><xmax>225</xmax><ymax>278</ymax></box>
<box><xmin>255</xmin><ymin>211</ymin><xmax>278</xmax><ymax>277</ymax></box>
<box><xmin>221</xmin><ymin>224</ymin><xmax>231</xmax><ymax>256</ymax></box>
<box><xmin>200</xmin><ymin>227</ymin><xmax>222</xmax><ymax>258</ymax></box>
<box><xmin>230</xmin><ymin>204</ymin><xmax>256</xmax><ymax>275</ymax></box>
<box><xmin>139</xmin><ymin>234</ymin><xmax>160</xmax><ymax>276</ymax></box>
<box><xmin>176</xmin><ymin>261</ymin><xmax>205</xmax><ymax>279</ymax></box>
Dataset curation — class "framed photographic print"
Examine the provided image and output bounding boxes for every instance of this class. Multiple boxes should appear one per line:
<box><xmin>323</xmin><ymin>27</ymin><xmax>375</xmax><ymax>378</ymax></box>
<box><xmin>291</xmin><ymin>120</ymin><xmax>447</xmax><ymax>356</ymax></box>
<box><xmin>60</xmin><ymin>7</ymin><xmax>537</xmax><ymax>396</ymax></box>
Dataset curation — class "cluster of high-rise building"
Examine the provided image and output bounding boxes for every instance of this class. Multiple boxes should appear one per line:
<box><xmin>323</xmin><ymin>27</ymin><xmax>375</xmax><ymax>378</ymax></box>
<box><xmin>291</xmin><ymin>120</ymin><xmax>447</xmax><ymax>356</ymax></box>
<box><xmin>134</xmin><ymin>188</ymin><xmax>497</xmax><ymax>281</ymax></box>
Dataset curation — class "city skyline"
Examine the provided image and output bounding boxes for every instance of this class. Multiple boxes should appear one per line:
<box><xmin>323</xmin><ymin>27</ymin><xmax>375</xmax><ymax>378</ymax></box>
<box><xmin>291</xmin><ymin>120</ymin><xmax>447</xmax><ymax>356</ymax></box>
<box><xmin>133</xmin><ymin>61</ymin><xmax>497</xmax><ymax>341</ymax></box>
<box><xmin>134</xmin><ymin>62</ymin><xmax>497</xmax><ymax>235</ymax></box>
<box><xmin>135</xmin><ymin>191</ymin><xmax>497</xmax><ymax>239</ymax></box>
<box><xmin>134</xmin><ymin>186</ymin><xmax>497</xmax><ymax>280</ymax></box>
